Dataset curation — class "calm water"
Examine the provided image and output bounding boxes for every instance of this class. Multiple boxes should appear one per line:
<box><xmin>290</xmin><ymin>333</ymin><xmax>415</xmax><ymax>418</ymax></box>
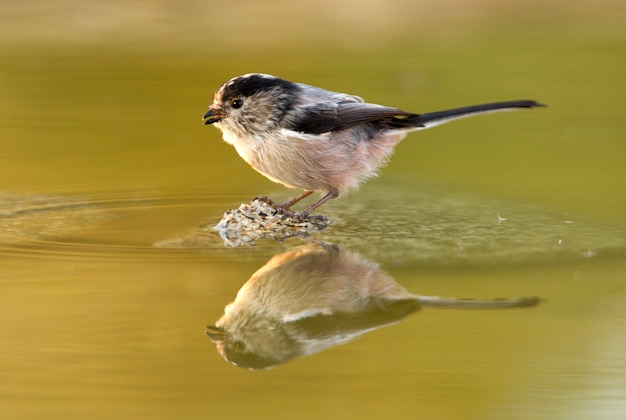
<box><xmin>1</xmin><ymin>4</ymin><xmax>625</xmax><ymax>419</ymax></box>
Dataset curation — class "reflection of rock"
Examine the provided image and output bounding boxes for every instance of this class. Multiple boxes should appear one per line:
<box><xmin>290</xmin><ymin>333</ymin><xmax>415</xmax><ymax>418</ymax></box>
<box><xmin>207</xmin><ymin>243</ymin><xmax>540</xmax><ymax>369</ymax></box>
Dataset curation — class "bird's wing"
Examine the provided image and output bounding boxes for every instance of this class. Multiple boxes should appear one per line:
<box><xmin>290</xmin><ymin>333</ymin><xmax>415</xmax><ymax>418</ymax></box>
<box><xmin>286</xmin><ymin>298</ymin><xmax>422</xmax><ymax>339</ymax></box>
<box><xmin>286</xmin><ymin>100</ymin><xmax>421</xmax><ymax>134</ymax></box>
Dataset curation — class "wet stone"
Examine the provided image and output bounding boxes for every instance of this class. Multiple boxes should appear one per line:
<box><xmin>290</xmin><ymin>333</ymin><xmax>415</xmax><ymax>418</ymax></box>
<box><xmin>214</xmin><ymin>198</ymin><xmax>329</xmax><ymax>246</ymax></box>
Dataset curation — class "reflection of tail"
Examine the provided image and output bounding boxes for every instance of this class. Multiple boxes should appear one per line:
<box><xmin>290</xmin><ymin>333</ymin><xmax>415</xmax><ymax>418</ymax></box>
<box><xmin>415</xmin><ymin>100</ymin><xmax>545</xmax><ymax>129</ymax></box>
<box><xmin>413</xmin><ymin>295</ymin><xmax>541</xmax><ymax>309</ymax></box>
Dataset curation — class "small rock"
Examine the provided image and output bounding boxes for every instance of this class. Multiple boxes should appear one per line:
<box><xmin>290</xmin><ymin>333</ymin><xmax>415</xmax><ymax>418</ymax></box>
<box><xmin>214</xmin><ymin>198</ymin><xmax>329</xmax><ymax>246</ymax></box>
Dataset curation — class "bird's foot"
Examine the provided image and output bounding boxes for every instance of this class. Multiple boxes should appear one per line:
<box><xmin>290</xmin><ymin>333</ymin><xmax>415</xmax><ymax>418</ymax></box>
<box><xmin>250</xmin><ymin>196</ymin><xmax>328</xmax><ymax>227</ymax></box>
<box><xmin>252</xmin><ymin>196</ymin><xmax>300</xmax><ymax>218</ymax></box>
<box><xmin>253</xmin><ymin>195</ymin><xmax>281</xmax><ymax>208</ymax></box>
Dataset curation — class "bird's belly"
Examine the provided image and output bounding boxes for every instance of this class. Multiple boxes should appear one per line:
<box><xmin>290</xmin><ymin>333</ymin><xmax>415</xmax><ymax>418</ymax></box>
<box><xmin>226</xmin><ymin>129</ymin><xmax>407</xmax><ymax>195</ymax></box>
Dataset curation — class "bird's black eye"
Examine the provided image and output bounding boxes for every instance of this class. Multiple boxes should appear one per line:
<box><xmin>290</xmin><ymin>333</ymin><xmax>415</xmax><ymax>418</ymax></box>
<box><xmin>232</xmin><ymin>341</ymin><xmax>245</xmax><ymax>352</ymax></box>
<box><xmin>231</xmin><ymin>98</ymin><xmax>244</xmax><ymax>109</ymax></box>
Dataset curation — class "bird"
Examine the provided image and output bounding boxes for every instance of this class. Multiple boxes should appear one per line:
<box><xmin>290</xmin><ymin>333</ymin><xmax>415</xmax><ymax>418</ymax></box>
<box><xmin>203</xmin><ymin>73</ymin><xmax>544</xmax><ymax>216</ymax></box>
<box><xmin>206</xmin><ymin>242</ymin><xmax>540</xmax><ymax>369</ymax></box>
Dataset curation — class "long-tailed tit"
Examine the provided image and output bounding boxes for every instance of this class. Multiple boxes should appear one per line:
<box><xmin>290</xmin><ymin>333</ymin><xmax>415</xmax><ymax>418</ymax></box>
<box><xmin>206</xmin><ymin>243</ymin><xmax>540</xmax><ymax>369</ymax></box>
<box><xmin>203</xmin><ymin>74</ymin><xmax>544</xmax><ymax>215</ymax></box>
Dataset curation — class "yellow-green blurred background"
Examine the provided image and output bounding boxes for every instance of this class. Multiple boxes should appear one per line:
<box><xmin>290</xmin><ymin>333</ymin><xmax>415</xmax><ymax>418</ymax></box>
<box><xmin>1</xmin><ymin>1</ymin><xmax>625</xmax><ymax>419</ymax></box>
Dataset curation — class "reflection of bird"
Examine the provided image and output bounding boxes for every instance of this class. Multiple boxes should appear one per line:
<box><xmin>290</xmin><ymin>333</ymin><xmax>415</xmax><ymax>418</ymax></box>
<box><xmin>206</xmin><ymin>243</ymin><xmax>540</xmax><ymax>369</ymax></box>
<box><xmin>203</xmin><ymin>73</ymin><xmax>544</xmax><ymax>215</ymax></box>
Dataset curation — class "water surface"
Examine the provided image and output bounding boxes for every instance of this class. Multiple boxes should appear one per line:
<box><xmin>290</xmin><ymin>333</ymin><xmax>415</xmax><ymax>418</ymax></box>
<box><xmin>1</xmin><ymin>5</ymin><xmax>625</xmax><ymax>418</ymax></box>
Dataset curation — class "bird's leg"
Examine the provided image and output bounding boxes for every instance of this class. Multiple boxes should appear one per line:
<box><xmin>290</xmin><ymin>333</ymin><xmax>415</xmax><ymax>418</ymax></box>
<box><xmin>297</xmin><ymin>191</ymin><xmax>336</xmax><ymax>218</ymax></box>
<box><xmin>253</xmin><ymin>195</ymin><xmax>282</xmax><ymax>208</ymax></box>
<box><xmin>279</xmin><ymin>190</ymin><xmax>314</xmax><ymax>211</ymax></box>
<box><xmin>256</xmin><ymin>190</ymin><xmax>334</xmax><ymax>220</ymax></box>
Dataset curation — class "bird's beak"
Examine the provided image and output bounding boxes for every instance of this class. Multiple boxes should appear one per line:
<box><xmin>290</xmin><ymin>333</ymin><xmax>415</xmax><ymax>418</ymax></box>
<box><xmin>202</xmin><ymin>108</ymin><xmax>222</xmax><ymax>125</ymax></box>
<box><xmin>205</xmin><ymin>325</ymin><xmax>227</xmax><ymax>341</ymax></box>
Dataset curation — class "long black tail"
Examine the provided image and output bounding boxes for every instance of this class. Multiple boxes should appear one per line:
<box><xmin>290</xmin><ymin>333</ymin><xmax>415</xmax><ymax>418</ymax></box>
<box><xmin>404</xmin><ymin>100</ymin><xmax>545</xmax><ymax>129</ymax></box>
<box><xmin>413</xmin><ymin>294</ymin><xmax>541</xmax><ymax>309</ymax></box>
